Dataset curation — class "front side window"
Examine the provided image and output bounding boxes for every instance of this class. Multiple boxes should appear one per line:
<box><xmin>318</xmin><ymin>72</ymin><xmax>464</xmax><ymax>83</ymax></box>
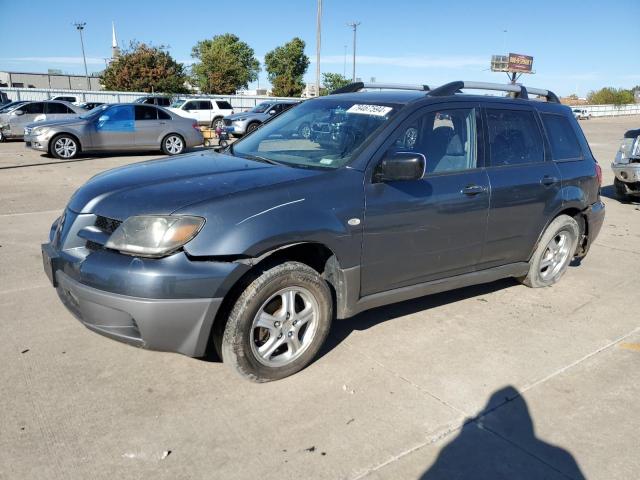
<box><xmin>96</xmin><ymin>105</ymin><xmax>134</xmax><ymax>131</ymax></box>
<box><xmin>232</xmin><ymin>98</ymin><xmax>398</xmax><ymax>169</ymax></box>
<box><xmin>135</xmin><ymin>105</ymin><xmax>158</xmax><ymax>121</ymax></box>
<box><xmin>388</xmin><ymin>108</ymin><xmax>477</xmax><ymax>173</ymax></box>
<box><xmin>251</xmin><ymin>102</ymin><xmax>272</xmax><ymax>113</ymax></box>
<box><xmin>541</xmin><ymin>114</ymin><xmax>583</xmax><ymax>160</ymax></box>
<box><xmin>486</xmin><ymin>109</ymin><xmax>544</xmax><ymax>166</ymax></box>
<box><xmin>20</xmin><ymin>102</ymin><xmax>45</xmax><ymax>114</ymax></box>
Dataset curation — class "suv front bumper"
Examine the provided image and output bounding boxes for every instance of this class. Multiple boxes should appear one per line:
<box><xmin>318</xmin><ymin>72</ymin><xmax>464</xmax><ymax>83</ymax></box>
<box><xmin>42</xmin><ymin>212</ymin><xmax>248</xmax><ymax>357</ymax></box>
<box><xmin>612</xmin><ymin>162</ymin><xmax>640</xmax><ymax>193</ymax></box>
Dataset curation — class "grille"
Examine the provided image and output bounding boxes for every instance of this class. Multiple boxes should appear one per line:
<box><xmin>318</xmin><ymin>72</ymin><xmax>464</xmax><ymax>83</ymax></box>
<box><xmin>85</xmin><ymin>240</ymin><xmax>102</xmax><ymax>251</ymax></box>
<box><xmin>223</xmin><ymin>119</ymin><xmax>232</xmax><ymax>126</ymax></box>
<box><xmin>95</xmin><ymin>216</ymin><xmax>121</xmax><ymax>234</ymax></box>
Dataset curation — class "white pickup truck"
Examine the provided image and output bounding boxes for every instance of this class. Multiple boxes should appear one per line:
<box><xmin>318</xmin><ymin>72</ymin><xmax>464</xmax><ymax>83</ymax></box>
<box><xmin>168</xmin><ymin>98</ymin><xmax>234</xmax><ymax>128</ymax></box>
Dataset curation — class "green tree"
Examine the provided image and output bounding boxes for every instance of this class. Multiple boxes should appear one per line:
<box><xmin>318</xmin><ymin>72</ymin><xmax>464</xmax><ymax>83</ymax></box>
<box><xmin>101</xmin><ymin>41</ymin><xmax>188</xmax><ymax>93</ymax></box>
<box><xmin>264</xmin><ymin>38</ymin><xmax>309</xmax><ymax>97</ymax></box>
<box><xmin>321</xmin><ymin>72</ymin><xmax>350</xmax><ymax>94</ymax></box>
<box><xmin>587</xmin><ymin>87</ymin><xmax>635</xmax><ymax>105</ymax></box>
<box><xmin>191</xmin><ymin>34</ymin><xmax>260</xmax><ymax>94</ymax></box>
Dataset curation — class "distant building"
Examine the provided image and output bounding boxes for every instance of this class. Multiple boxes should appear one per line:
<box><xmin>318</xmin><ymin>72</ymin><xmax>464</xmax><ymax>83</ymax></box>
<box><xmin>302</xmin><ymin>83</ymin><xmax>323</xmax><ymax>98</ymax></box>
<box><xmin>0</xmin><ymin>71</ymin><xmax>102</xmax><ymax>90</ymax></box>
<box><xmin>235</xmin><ymin>88</ymin><xmax>270</xmax><ymax>96</ymax></box>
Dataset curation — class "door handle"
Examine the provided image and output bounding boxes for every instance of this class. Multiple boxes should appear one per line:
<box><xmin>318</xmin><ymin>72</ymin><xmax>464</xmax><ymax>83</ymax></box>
<box><xmin>540</xmin><ymin>175</ymin><xmax>559</xmax><ymax>186</ymax></box>
<box><xmin>159</xmin><ymin>121</ymin><xmax>166</xmax><ymax>125</ymax></box>
<box><xmin>462</xmin><ymin>184</ymin><xmax>487</xmax><ymax>195</ymax></box>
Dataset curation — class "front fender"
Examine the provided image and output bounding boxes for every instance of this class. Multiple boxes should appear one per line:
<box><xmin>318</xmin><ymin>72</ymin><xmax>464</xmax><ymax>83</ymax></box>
<box><xmin>177</xmin><ymin>168</ymin><xmax>365</xmax><ymax>268</ymax></box>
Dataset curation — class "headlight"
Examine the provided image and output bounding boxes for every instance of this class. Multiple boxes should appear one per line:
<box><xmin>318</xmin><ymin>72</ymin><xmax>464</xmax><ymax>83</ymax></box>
<box><xmin>105</xmin><ymin>215</ymin><xmax>205</xmax><ymax>257</ymax></box>
<box><xmin>234</xmin><ymin>117</ymin><xmax>247</xmax><ymax>122</ymax></box>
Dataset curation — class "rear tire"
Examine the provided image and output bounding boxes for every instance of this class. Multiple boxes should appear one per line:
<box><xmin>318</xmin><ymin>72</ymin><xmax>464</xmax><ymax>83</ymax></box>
<box><xmin>210</xmin><ymin>117</ymin><xmax>224</xmax><ymax>129</ymax></box>
<box><xmin>220</xmin><ymin>261</ymin><xmax>333</xmax><ymax>382</ymax></box>
<box><xmin>50</xmin><ymin>134</ymin><xmax>79</xmax><ymax>159</ymax></box>
<box><xmin>162</xmin><ymin>133</ymin><xmax>185</xmax><ymax>155</ymax></box>
<box><xmin>520</xmin><ymin>215</ymin><xmax>579</xmax><ymax>288</ymax></box>
<box><xmin>614</xmin><ymin>178</ymin><xmax>630</xmax><ymax>202</ymax></box>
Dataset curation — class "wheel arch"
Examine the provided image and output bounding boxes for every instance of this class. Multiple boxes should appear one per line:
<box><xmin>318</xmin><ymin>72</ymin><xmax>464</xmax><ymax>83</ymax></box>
<box><xmin>48</xmin><ymin>131</ymin><xmax>82</xmax><ymax>155</ymax></box>
<box><xmin>530</xmin><ymin>206</ymin><xmax>587</xmax><ymax>260</ymax></box>
<box><xmin>207</xmin><ymin>241</ymin><xmax>347</xmax><ymax>357</ymax></box>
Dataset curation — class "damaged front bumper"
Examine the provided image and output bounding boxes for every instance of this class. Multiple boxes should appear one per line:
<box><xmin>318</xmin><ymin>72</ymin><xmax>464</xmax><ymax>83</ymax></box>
<box><xmin>42</xmin><ymin>210</ymin><xmax>250</xmax><ymax>357</ymax></box>
<box><xmin>612</xmin><ymin>162</ymin><xmax>640</xmax><ymax>195</ymax></box>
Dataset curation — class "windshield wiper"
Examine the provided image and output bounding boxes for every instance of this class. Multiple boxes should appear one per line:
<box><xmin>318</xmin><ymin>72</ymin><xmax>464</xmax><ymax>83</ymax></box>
<box><xmin>238</xmin><ymin>152</ymin><xmax>282</xmax><ymax>166</ymax></box>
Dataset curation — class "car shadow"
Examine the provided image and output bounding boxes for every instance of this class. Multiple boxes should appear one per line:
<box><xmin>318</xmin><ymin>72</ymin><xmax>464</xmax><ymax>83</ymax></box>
<box><xmin>420</xmin><ymin>386</ymin><xmax>586</xmax><ymax>479</ymax></box>
<box><xmin>318</xmin><ymin>278</ymin><xmax>518</xmax><ymax>362</ymax></box>
<box><xmin>600</xmin><ymin>184</ymin><xmax>639</xmax><ymax>204</ymax></box>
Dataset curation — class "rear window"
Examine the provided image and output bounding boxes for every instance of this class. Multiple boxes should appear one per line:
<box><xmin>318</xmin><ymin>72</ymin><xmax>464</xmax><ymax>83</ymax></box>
<box><xmin>216</xmin><ymin>101</ymin><xmax>233</xmax><ymax>110</ymax></box>
<box><xmin>486</xmin><ymin>109</ymin><xmax>544</xmax><ymax>166</ymax></box>
<box><xmin>541</xmin><ymin>114</ymin><xmax>583</xmax><ymax>160</ymax></box>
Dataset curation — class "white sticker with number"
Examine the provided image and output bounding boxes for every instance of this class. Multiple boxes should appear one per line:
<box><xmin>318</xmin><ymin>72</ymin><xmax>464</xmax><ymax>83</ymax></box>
<box><xmin>346</xmin><ymin>104</ymin><xmax>393</xmax><ymax>116</ymax></box>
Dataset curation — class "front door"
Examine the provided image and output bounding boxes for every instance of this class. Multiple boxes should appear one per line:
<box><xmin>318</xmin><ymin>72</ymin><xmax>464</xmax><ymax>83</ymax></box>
<box><xmin>361</xmin><ymin>104</ymin><xmax>490</xmax><ymax>296</ymax></box>
<box><xmin>92</xmin><ymin>104</ymin><xmax>135</xmax><ymax>149</ymax></box>
<box><xmin>478</xmin><ymin>106</ymin><xmax>562</xmax><ymax>269</ymax></box>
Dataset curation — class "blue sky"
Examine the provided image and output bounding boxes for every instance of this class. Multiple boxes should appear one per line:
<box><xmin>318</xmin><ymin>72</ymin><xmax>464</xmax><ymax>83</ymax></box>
<box><xmin>1</xmin><ymin>0</ymin><xmax>638</xmax><ymax>97</ymax></box>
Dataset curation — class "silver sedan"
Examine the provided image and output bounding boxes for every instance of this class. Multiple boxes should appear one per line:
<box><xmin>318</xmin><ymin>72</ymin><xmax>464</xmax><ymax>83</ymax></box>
<box><xmin>24</xmin><ymin>103</ymin><xmax>204</xmax><ymax>159</ymax></box>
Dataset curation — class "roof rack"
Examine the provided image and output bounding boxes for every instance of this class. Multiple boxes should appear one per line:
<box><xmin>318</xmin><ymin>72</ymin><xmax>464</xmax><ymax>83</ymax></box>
<box><xmin>427</xmin><ymin>81</ymin><xmax>560</xmax><ymax>103</ymax></box>
<box><xmin>331</xmin><ymin>82</ymin><xmax>430</xmax><ymax>95</ymax></box>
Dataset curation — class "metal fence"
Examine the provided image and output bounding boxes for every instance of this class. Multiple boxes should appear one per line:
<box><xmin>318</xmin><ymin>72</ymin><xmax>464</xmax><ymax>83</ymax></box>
<box><xmin>567</xmin><ymin>103</ymin><xmax>640</xmax><ymax>117</ymax></box>
<box><xmin>0</xmin><ymin>87</ymin><xmax>299</xmax><ymax>112</ymax></box>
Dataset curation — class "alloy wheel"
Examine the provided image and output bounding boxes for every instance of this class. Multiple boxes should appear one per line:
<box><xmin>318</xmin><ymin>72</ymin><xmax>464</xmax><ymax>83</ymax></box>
<box><xmin>165</xmin><ymin>135</ymin><xmax>184</xmax><ymax>154</ymax></box>
<box><xmin>539</xmin><ymin>231</ymin><xmax>571</xmax><ymax>281</ymax></box>
<box><xmin>54</xmin><ymin>137</ymin><xmax>77</xmax><ymax>158</ymax></box>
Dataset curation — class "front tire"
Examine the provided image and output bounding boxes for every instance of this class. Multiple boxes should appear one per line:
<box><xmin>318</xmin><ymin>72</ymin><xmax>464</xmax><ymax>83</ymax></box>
<box><xmin>520</xmin><ymin>215</ymin><xmax>579</xmax><ymax>288</ymax></box>
<box><xmin>162</xmin><ymin>134</ymin><xmax>185</xmax><ymax>155</ymax></box>
<box><xmin>51</xmin><ymin>134</ymin><xmax>79</xmax><ymax>159</ymax></box>
<box><xmin>221</xmin><ymin>261</ymin><xmax>333</xmax><ymax>382</ymax></box>
<box><xmin>246</xmin><ymin>122</ymin><xmax>260</xmax><ymax>134</ymax></box>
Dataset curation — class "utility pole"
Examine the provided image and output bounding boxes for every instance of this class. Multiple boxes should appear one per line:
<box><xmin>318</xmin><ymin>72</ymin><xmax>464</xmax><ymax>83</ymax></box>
<box><xmin>343</xmin><ymin>44</ymin><xmax>347</xmax><ymax>77</ymax></box>
<box><xmin>315</xmin><ymin>0</ymin><xmax>322</xmax><ymax>97</ymax></box>
<box><xmin>347</xmin><ymin>21</ymin><xmax>361</xmax><ymax>82</ymax></box>
<box><xmin>74</xmin><ymin>22</ymin><xmax>91</xmax><ymax>90</ymax></box>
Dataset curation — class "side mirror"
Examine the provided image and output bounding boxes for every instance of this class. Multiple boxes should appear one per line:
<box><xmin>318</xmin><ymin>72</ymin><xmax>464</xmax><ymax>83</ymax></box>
<box><xmin>374</xmin><ymin>152</ymin><xmax>425</xmax><ymax>182</ymax></box>
<box><xmin>14</xmin><ymin>110</ymin><xmax>24</xmax><ymax>116</ymax></box>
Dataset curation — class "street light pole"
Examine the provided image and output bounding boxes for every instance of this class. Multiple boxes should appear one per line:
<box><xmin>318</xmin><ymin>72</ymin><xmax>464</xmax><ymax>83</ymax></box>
<box><xmin>74</xmin><ymin>22</ymin><xmax>91</xmax><ymax>90</ymax></box>
<box><xmin>347</xmin><ymin>21</ymin><xmax>361</xmax><ymax>82</ymax></box>
<box><xmin>315</xmin><ymin>0</ymin><xmax>322</xmax><ymax>97</ymax></box>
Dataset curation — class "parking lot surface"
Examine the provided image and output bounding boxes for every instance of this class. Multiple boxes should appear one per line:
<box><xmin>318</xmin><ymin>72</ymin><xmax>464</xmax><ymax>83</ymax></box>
<box><xmin>1</xmin><ymin>117</ymin><xmax>639</xmax><ymax>480</ymax></box>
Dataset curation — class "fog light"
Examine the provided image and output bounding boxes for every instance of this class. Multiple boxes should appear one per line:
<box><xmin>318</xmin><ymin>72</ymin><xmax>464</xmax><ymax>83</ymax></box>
<box><xmin>621</xmin><ymin>171</ymin><xmax>628</xmax><ymax>179</ymax></box>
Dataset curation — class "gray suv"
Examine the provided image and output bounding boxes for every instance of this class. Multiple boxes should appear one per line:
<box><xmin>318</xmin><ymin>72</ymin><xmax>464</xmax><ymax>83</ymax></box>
<box><xmin>223</xmin><ymin>101</ymin><xmax>299</xmax><ymax>136</ymax></box>
<box><xmin>42</xmin><ymin>81</ymin><xmax>605</xmax><ymax>382</ymax></box>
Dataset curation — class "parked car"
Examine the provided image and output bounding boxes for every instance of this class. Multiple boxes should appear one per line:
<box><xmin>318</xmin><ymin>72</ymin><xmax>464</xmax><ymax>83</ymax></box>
<box><xmin>0</xmin><ymin>91</ymin><xmax>9</xmax><ymax>105</ymax></box>
<box><xmin>223</xmin><ymin>101</ymin><xmax>299</xmax><ymax>136</ymax></box>
<box><xmin>24</xmin><ymin>103</ymin><xmax>203</xmax><ymax>159</ymax></box>
<box><xmin>77</xmin><ymin>102</ymin><xmax>105</xmax><ymax>110</ymax></box>
<box><xmin>0</xmin><ymin>101</ymin><xmax>84</xmax><ymax>140</ymax></box>
<box><xmin>134</xmin><ymin>95</ymin><xmax>172</xmax><ymax>107</ymax></box>
<box><xmin>52</xmin><ymin>95</ymin><xmax>77</xmax><ymax>103</ymax></box>
<box><xmin>169</xmin><ymin>98</ymin><xmax>234</xmax><ymax>128</ymax></box>
<box><xmin>41</xmin><ymin>80</ymin><xmax>604</xmax><ymax>382</ymax></box>
<box><xmin>572</xmin><ymin>108</ymin><xmax>591</xmax><ymax>120</ymax></box>
<box><xmin>612</xmin><ymin>128</ymin><xmax>640</xmax><ymax>200</ymax></box>
<box><xmin>0</xmin><ymin>100</ymin><xmax>27</xmax><ymax>114</ymax></box>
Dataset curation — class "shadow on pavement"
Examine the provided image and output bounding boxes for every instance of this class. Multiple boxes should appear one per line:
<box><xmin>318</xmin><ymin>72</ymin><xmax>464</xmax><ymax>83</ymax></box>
<box><xmin>420</xmin><ymin>386</ymin><xmax>586</xmax><ymax>479</ymax></box>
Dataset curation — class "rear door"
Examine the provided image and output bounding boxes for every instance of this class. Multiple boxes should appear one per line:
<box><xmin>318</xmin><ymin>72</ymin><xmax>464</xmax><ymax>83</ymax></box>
<box><xmin>361</xmin><ymin>103</ymin><xmax>490</xmax><ymax>295</ymax></box>
<box><xmin>479</xmin><ymin>105</ymin><xmax>562</xmax><ymax>269</ymax></box>
<box><xmin>134</xmin><ymin>105</ymin><xmax>162</xmax><ymax>148</ymax></box>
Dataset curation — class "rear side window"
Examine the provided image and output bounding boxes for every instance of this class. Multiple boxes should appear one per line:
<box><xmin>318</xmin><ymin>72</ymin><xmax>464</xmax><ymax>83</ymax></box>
<box><xmin>135</xmin><ymin>105</ymin><xmax>158</xmax><ymax>121</ymax></box>
<box><xmin>541</xmin><ymin>114</ymin><xmax>583</xmax><ymax>160</ymax></box>
<box><xmin>158</xmin><ymin>109</ymin><xmax>171</xmax><ymax>120</ymax></box>
<box><xmin>486</xmin><ymin>109</ymin><xmax>544</xmax><ymax>166</ymax></box>
<box><xmin>199</xmin><ymin>101</ymin><xmax>212</xmax><ymax>110</ymax></box>
<box><xmin>216</xmin><ymin>101</ymin><xmax>233</xmax><ymax>110</ymax></box>
<box><xmin>158</xmin><ymin>97</ymin><xmax>170</xmax><ymax>106</ymax></box>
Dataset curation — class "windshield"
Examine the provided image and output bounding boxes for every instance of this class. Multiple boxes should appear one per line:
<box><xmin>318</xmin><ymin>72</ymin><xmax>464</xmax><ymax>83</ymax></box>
<box><xmin>0</xmin><ymin>101</ymin><xmax>26</xmax><ymax>113</ymax></box>
<box><xmin>232</xmin><ymin>98</ymin><xmax>399</xmax><ymax>169</ymax></box>
<box><xmin>79</xmin><ymin>103</ymin><xmax>110</xmax><ymax>119</ymax></box>
<box><xmin>171</xmin><ymin>99</ymin><xmax>186</xmax><ymax>108</ymax></box>
<box><xmin>251</xmin><ymin>102</ymin><xmax>273</xmax><ymax>113</ymax></box>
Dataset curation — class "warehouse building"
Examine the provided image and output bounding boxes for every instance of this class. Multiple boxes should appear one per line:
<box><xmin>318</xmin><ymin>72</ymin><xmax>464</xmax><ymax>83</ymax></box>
<box><xmin>0</xmin><ymin>70</ymin><xmax>103</xmax><ymax>90</ymax></box>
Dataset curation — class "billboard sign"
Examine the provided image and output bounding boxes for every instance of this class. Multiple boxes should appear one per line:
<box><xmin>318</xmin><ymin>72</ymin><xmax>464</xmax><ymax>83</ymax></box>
<box><xmin>507</xmin><ymin>53</ymin><xmax>534</xmax><ymax>73</ymax></box>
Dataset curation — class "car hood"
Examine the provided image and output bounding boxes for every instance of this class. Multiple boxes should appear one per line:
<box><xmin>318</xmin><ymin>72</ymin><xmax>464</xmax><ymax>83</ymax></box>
<box><xmin>67</xmin><ymin>150</ymin><xmax>323</xmax><ymax>219</ymax></box>
<box><xmin>226</xmin><ymin>112</ymin><xmax>266</xmax><ymax>121</ymax></box>
<box><xmin>26</xmin><ymin>117</ymin><xmax>83</xmax><ymax>129</ymax></box>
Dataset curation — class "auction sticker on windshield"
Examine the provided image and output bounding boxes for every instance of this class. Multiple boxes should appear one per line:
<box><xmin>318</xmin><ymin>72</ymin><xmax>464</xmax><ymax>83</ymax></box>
<box><xmin>347</xmin><ymin>104</ymin><xmax>393</xmax><ymax>116</ymax></box>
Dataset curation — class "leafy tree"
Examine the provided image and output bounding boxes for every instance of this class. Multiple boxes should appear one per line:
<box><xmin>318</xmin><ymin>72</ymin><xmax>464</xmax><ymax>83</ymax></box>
<box><xmin>101</xmin><ymin>41</ymin><xmax>188</xmax><ymax>93</ymax></box>
<box><xmin>191</xmin><ymin>34</ymin><xmax>260</xmax><ymax>94</ymax></box>
<box><xmin>587</xmin><ymin>87</ymin><xmax>635</xmax><ymax>106</ymax></box>
<box><xmin>321</xmin><ymin>72</ymin><xmax>350</xmax><ymax>94</ymax></box>
<box><xmin>264</xmin><ymin>38</ymin><xmax>309</xmax><ymax>97</ymax></box>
